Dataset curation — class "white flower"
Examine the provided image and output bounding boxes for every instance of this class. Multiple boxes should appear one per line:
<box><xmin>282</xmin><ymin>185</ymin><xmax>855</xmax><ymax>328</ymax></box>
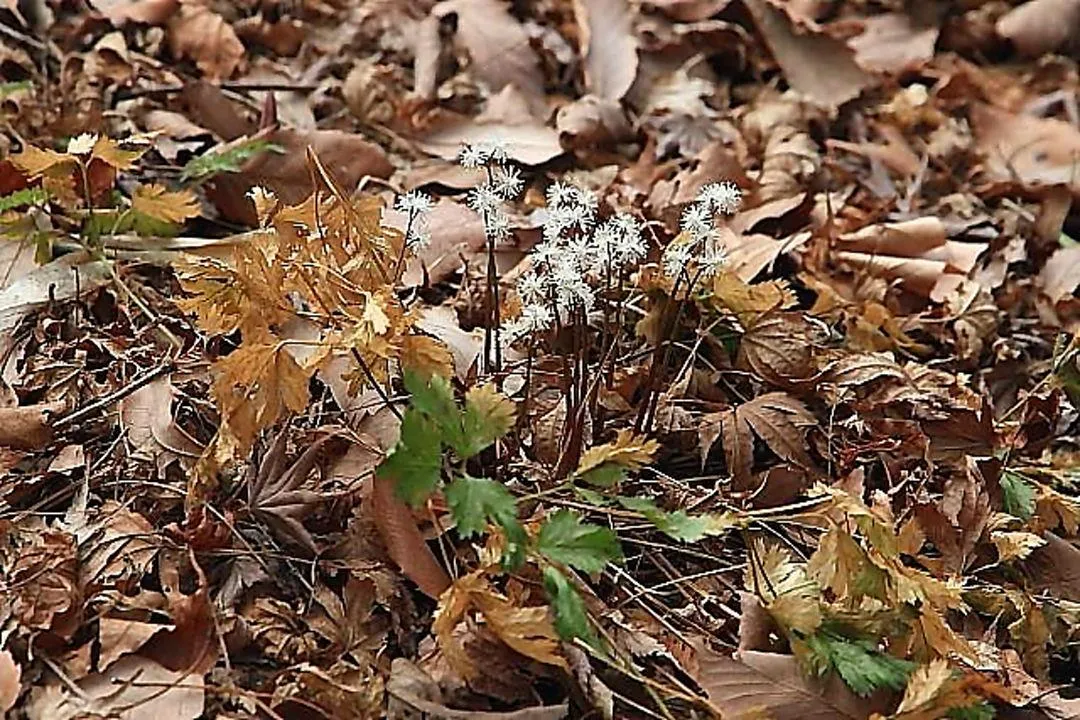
<box><xmin>406</xmin><ymin>228</ymin><xmax>431</xmax><ymax>249</ymax></box>
<box><xmin>466</xmin><ymin>183</ymin><xmax>501</xmax><ymax>215</ymax></box>
<box><xmin>481</xmin><ymin>140</ymin><xmax>509</xmax><ymax>163</ymax></box>
<box><xmin>459</xmin><ymin>143</ymin><xmax>488</xmax><ymax>168</ymax></box>
<box><xmin>492</xmin><ymin>165</ymin><xmax>524</xmax><ymax>200</ymax></box>
<box><xmin>663</xmin><ymin>243</ymin><xmax>692</xmax><ymax>279</ymax></box>
<box><xmin>532</xmin><ymin>241</ymin><xmax>559</xmax><ymax>267</ymax></box>
<box><xmin>545</xmin><ymin>181</ymin><xmax>576</xmax><ymax>209</ymax></box>
<box><xmin>484</xmin><ymin>210</ymin><xmax>513</xmax><ymax>242</ymax></box>
<box><xmin>680</xmin><ymin>203</ymin><xmax>712</xmax><ymax>240</ymax></box>
<box><xmin>517</xmin><ymin>272</ymin><xmax>547</xmax><ymax>303</ymax></box>
<box><xmin>518</xmin><ymin>303</ymin><xmax>554</xmax><ymax>332</ymax></box>
<box><xmin>67</xmin><ymin>133</ymin><xmax>98</xmax><ymax>155</ymax></box>
<box><xmin>698</xmin><ymin>243</ymin><xmax>727</xmax><ymax>278</ymax></box>
<box><xmin>614</xmin><ymin>229</ymin><xmax>647</xmax><ymax>266</ymax></box>
<box><xmin>395</xmin><ymin>190</ymin><xmax>434</xmax><ymax>216</ymax></box>
<box><xmin>698</xmin><ymin>181</ymin><xmax>742</xmax><ymax>216</ymax></box>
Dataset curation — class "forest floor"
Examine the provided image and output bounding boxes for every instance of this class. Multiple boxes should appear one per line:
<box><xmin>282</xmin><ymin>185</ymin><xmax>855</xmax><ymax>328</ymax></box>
<box><xmin>2</xmin><ymin>0</ymin><xmax>1080</xmax><ymax>718</ymax></box>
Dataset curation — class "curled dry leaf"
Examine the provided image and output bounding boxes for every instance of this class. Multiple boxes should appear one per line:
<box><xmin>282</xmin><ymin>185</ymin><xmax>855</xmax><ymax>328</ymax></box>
<box><xmin>742</xmin><ymin>0</ymin><xmax>875</xmax><ymax>109</ymax></box>
<box><xmin>573</xmin><ymin>0</ymin><xmax>639</xmax><ymax>101</ymax></box>
<box><xmin>995</xmin><ymin>0</ymin><xmax>1080</xmax><ymax>57</ymax></box>
<box><xmin>97</xmin><ymin>618</ymin><xmax>170</xmax><ymax>672</ymax></box>
<box><xmin>166</xmin><ymin>0</ymin><xmax>244</xmax><ymax>80</ymax></box>
<box><xmin>834</xmin><ymin>217</ymin><xmax>986</xmax><ymax>301</ymax></box>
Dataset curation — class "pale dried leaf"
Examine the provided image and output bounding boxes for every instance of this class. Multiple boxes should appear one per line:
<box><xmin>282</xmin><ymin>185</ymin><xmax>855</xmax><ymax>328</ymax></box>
<box><xmin>996</xmin><ymin>0</ymin><xmax>1080</xmax><ymax>57</ymax></box>
<box><xmin>573</xmin><ymin>0</ymin><xmax>639</xmax><ymax>101</ymax></box>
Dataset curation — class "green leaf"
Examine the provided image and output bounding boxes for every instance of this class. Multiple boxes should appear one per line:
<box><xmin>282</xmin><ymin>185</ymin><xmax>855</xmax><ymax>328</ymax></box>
<box><xmin>0</xmin><ymin>187</ymin><xmax>47</xmax><ymax>212</ymax></box>
<box><xmin>377</xmin><ymin>408</ymin><xmax>442</xmax><ymax>507</ymax></box>
<box><xmin>1001</xmin><ymin>471</ymin><xmax>1036</xmax><ymax>520</ymax></box>
<box><xmin>445</xmin><ymin>475</ymin><xmax>526</xmax><ymax>568</ymax></box>
<box><xmin>543</xmin><ymin>566</ymin><xmax>599</xmax><ymax>649</ymax></box>
<box><xmin>948</xmin><ymin>702</ymin><xmax>995</xmax><ymax>720</ymax></box>
<box><xmin>618</xmin><ymin>496</ymin><xmax>713</xmax><ymax>543</ymax></box>
<box><xmin>457</xmin><ymin>384</ymin><xmax>515</xmax><ymax>458</ymax></box>
<box><xmin>180</xmin><ymin>139</ymin><xmax>284</xmax><ymax>182</ymax></box>
<box><xmin>577</xmin><ymin>463</ymin><xmax>625</xmax><ymax>488</ymax></box>
<box><xmin>802</xmin><ymin>633</ymin><xmax>913</xmax><ymax>697</ymax></box>
<box><xmin>0</xmin><ymin>81</ymin><xmax>32</xmax><ymax>98</ymax></box>
<box><xmin>404</xmin><ymin>371</ymin><xmax>464</xmax><ymax>452</ymax></box>
<box><xmin>536</xmin><ymin>510</ymin><xmax>622</xmax><ymax>573</ymax></box>
<box><xmin>573</xmin><ymin>486</ymin><xmax>615</xmax><ymax>506</ymax></box>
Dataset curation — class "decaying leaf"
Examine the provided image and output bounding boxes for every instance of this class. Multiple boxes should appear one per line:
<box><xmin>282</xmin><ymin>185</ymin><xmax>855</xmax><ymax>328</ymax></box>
<box><xmin>573</xmin><ymin>0</ymin><xmax>639</xmax><ymax>102</ymax></box>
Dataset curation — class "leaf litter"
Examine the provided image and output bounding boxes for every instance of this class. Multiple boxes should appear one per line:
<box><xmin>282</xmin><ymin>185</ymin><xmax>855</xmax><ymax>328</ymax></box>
<box><xmin>3</xmin><ymin>0</ymin><xmax>1080</xmax><ymax>718</ymax></box>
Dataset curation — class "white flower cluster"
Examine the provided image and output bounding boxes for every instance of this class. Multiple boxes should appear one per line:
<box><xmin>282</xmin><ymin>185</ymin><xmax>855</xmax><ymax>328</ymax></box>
<box><xmin>503</xmin><ymin>182</ymin><xmax>648</xmax><ymax>342</ymax></box>
<box><xmin>661</xmin><ymin>181</ymin><xmax>741</xmax><ymax>282</ymax></box>
<box><xmin>459</xmin><ymin>142</ymin><xmax>523</xmax><ymax>243</ymax></box>
<box><xmin>394</xmin><ymin>190</ymin><xmax>434</xmax><ymax>248</ymax></box>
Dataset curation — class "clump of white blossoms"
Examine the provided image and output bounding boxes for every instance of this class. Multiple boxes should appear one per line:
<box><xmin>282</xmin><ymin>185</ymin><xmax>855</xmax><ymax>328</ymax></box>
<box><xmin>504</xmin><ymin>181</ymin><xmax>647</xmax><ymax>341</ymax></box>
<box><xmin>459</xmin><ymin>142</ymin><xmax>524</xmax><ymax>241</ymax></box>
<box><xmin>394</xmin><ymin>190</ymin><xmax>434</xmax><ymax>249</ymax></box>
<box><xmin>662</xmin><ymin>180</ymin><xmax>742</xmax><ymax>282</ymax></box>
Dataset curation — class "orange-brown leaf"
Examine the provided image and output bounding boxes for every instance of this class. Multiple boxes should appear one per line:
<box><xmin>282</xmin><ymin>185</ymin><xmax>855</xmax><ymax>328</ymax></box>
<box><xmin>132</xmin><ymin>183</ymin><xmax>200</xmax><ymax>223</ymax></box>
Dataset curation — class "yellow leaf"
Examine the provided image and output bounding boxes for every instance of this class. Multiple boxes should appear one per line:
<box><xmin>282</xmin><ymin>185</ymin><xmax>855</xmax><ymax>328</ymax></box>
<box><xmin>465</xmin><ymin>383</ymin><xmax>517</xmax><ymax>436</ymax></box>
<box><xmin>212</xmin><ymin>342</ymin><xmax>311</xmax><ymax>461</ymax></box>
<box><xmin>896</xmin><ymin>659</ymin><xmax>953</xmax><ymax>715</ymax></box>
<box><xmin>745</xmin><ymin>540</ymin><xmax>822</xmax><ymax>635</ymax></box>
<box><xmin>10</xmin><ymin>144</ymin><xmax>75</xmax><ymax>177</ymax></box>
<box><xmin>132</xmin><ymin>184</ymin><xmax>200</xmax><ymax>224</ymax></box>
<box><xmin>897</xmin><ymin>516</ymin><xmax>926</xmax><ymax>556</ymax></box>
<box><xmin>807</xmin><ymin>526</ymin><xmax>884</xmax><ymax>602</ymax></box>
<box><xmin>433</xmin><ymin>572</ymin><xmax>566</xmax><ymax>679</ymax></box>
<box><xmin>991</xmin><ymin>530</ymin><xmax>1046</xmax><ymax>562</ymax></box>
<box><xmin>576</xmin><ymin>429</ymin><xmax>659</xmax><ymax>475</ymax></box>
<box><xmin>914</xmin><ymin>607</ymin><xmax>976</xmax><ymax>662</ymax></box>
<box><xmin>398</xmin><ymin>334</ymin><xmax>455</xmax><ymax>379</ymax></box>
<box><xmin>713</xmin><ymin>270</ymin><xmax>795</xmax><ymax>323</ymax></box>
<box><xmin>248</xmin><ymin>186</ymin><xmax>279</xmax><ymax>227</ymax></box>
<box><xmin>91</xmin><ymin>136</ymin><xmax>144</xmax><ymax>170</ymax></box>
<box><xmin>1035</xmin><ymin>486</ymin><xmax>1080</xmax><ymax>535</ymax></box>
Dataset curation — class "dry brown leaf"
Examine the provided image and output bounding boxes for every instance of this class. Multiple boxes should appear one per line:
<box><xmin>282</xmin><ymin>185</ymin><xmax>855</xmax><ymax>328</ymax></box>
<box><xmin>971</xmin><ymin>102</ymin><xmax>1080</xmax><ymax>196</ymax></box>
<box><xmin>132</xmin><ymin>184</ymin><xmax>200</xmax><ymax>223</ymax></box>
<box><xmin>415</xmin><ymin>86</ymin><xmax>564</xmax><ymax>166</ymax></box>
<box><xmin>372</xmin><ymin>467</ymin><xmax>452</xmax><ymax>599</ymax></box>
<box><xmin>415</xmin><ymin>306</ymin><xmax>484</xmax><ymax>379</ymax></box>
<box><xmin>720</xmin><ymin>408</ymin><xmax>753</xmax><ymax>483</ymax></box>
<box><xmin>742</xmin><ymin>0</ymin><xmax>875</xmax><ymax>109</ymax></box>
<box><xmin>206</xmin><ymin>129</ymin><xmax>394</xmax><ymax>225</ymax></box>
<box><xmin>1037</xmin><ymin>246</ymin><xmax>1080</xmax><ymax>304</ymax></box>
<box><xmin>389</xmin><ymin>198</ymin><xmax>487</xmax><ymax>286</ymax></box>
<box><xmin>827</xmin><ymin>352</ymin><xmax>905</xmax><ymax>387</ymax></box>
<box><xmin>834</xmin><ymin>217</ymin><xmax>986</xmax><ymax>301</ymax></box>
<box><xmin>737</xmin><ymin>393</ymin><xmax>817</xmax><ymax>471</ymax></box>
<box><xmin>92</xmin><ymin>0</ymin><xmax>178</xmax><ymax>25</ymax></box>
<box><xmin>0</xmin><ymin>402</ymin><xmax>60</xmax><ymax>450</ymax></box>
<box><xmin>119</xmin><ymin>375</ymin><xmax>204</xmax><ymax>471</ymax></box>
<box><xmin>573</xmin><ymin>0</ymin><xmax>639</xmax><ymax>101</ymax></box>
<box><xmin>399</xmin><ymin>334</ymin><xmax>455</xmax><ymax>380</ymax></box>
<box><xmin>98</xmin><ymin>618</ymin><xmax>170</xmax><ymax>672</ymax></box>
<box><xmin>847</xmin><ymin>13</ymin><xmax>939</xmax><ymax>74</ymax></box>
<box><xmin>434</xmin><ymin>0</ymin><xmax>547</xmax><ymax>115</ymax></box>
<box><xmin>995</xmin><ymin>0</ymin><xmax>1080</xmax><ymax>57</ymax></box>
<box><xmin>166</xmin><ymin>0</ymin><xmax>244</xmax><ymax>80</ymax></box>
<box><xmin>0</xmin><ymin>649</ymin><xmax>20</xmax><ymax>714</ymax></box>
<box><xmin>695</xmin><ymin>645</ymin><xmax>887</xmax><ymax>719</ymax></box>
<box><xmin>576</xmin><ymin>429</ymin><xmax>659</xmax><ymax>475</ymax></box>
<box><xmin>26</xmin><ymin>654</ymin><xmax>204</xmax><ymax>720</ymax></box>
<box><xmin>737</xmin><ymin>311</ymin><xmax>816</xmax><ymax>383</ymax></box>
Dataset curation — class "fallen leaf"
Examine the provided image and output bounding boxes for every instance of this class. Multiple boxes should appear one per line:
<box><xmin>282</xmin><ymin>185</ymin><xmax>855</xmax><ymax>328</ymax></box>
<box><xmin>695</xmin><ymin>645</ymin><xmax>888</xmax><ymax>719</ymax></box>
<box><xmin>847</xmin><ymin>13</ymin><xmax>939</xmax><ymax>74</ymax></box>
<box><xmin>119</xmin><ymin>375</ymin><xmax>204</xmax><ymax>471</ymax></box>
<box><xmin>971</xmin><ymin>102</ymin><xmax>1080</xmax><ymax>197</ymax></box>
<box><xmin>573</xmin><ymin>0</ymin><xmax>639</xmax><ymax>101</ymax></box>
<box><xmin>0</xmin><ymin>649</ymin><xmax>20</xmax><ymax>713</ymax></box>
<box><xmin>995</xmin><ymin>0</ymin><xmax>1080</xmax><ymax>57</ymax></box>
<box><xmin>389</xmin><ymin>198</ymin><xmax>487</xmax><ymax>285</ymax></box>
<box><xmin>132</xmin><ymin>184</ymin><xmax>200</xmax><ymax>224</ymax></box>
<box><xmin>0</xmin><ymin>402</ymin><xmax>61</xmax><ymax>450</ymax></box>
<box><xmin>27</xmin><ymin>654</ymin><xmax>204</xmax><ymax>720</ymax></box>
<box><xmin>737</xmin><ymin>311</ymin><xmax>817</xmax><ymax>383</ymax></box>
<box><xmin>415</xmin><ymin>86</ymin><xmax>564</xmax><ymax>166</ymax></box>
<box><xmin>166</xmin><ymin>0</ymin><xmax>244</xmax><ymax>80</ymax></box>
<box><xmin>91</xmin><ymin>0</ymin><xmax>179</xmax><ymax>25</ymax></box>
<box><xmin>742</xmin><ymin>0</ymin><xmax>875</xmax><ymax>109</ymax></box>
<box><xmin>98</xmin><ymin>618</ymin><xmax>170</xmax><ymax>671</ymax></box>
<box><xmin>1037</xmin><ymin>246</ymin><xmax>1080</xmax><ymax>303</ymax></box>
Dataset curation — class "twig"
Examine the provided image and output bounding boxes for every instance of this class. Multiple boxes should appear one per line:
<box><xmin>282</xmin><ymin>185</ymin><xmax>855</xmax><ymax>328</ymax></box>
<box><xmin>54</xmin><ymin>362</ymin><xmax>173</xmax><ymax>429</ymax></box>
<box><xmin>114</xmin><ymin>80</ymin><xmax>319</xmax><ymax>101</ymax></box>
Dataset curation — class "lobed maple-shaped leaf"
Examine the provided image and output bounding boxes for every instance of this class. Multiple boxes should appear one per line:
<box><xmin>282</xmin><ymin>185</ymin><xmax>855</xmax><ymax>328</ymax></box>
<box><xmin>212</xmin><ymin>342</ymin><xmax>311</xmax><ymax>461</ymax></box>
<box><xmin>90</xmin><ymin>136</ymin><xmax>144</xmax><ymax>171</ymax></box>
<box><xmin>737</xmin><ymin>310</ymin><xmax>816</xmax><ymax>383</ymax></box>
<box><xmin>618</xmin><ymin>496</ymin><xmax>743</xmax><ymax>543</ymax></box>
<box><xmin>537</xmin><ymin>510</ymin><xmax>622</xmax><ymax>574</ymax></box>
<box><xmin>246</xmin><ymin>429</ymin><xmax>339</xmax><ymax>554</ymax></box>
<box><xmin>459</xmin><ymin>384</ymin><xmax>516</xmax><ymax>459</ymax></box>
<box><xmin>398</xmin><ymin>334</ymin><xmax>455</xmax><ymax>380</ymax></box>
<box><xmin>714</xmin><ymin>392</ymin><xmax>817</xmax><ymax>487</ymax></box>
<box><xmin>542</xmin><ymin>566</ymin><xmax>599</xmax><ymax>649</ymax></box>
<box><xmin>10</xmin><ymin>144</ymin><xmax>74</xmax><ymax>177</ymax></box>
<box><xmin>444</xmin><ymin>475</ymin><xmax>526</xmax><ymax>567</ymax></box>
<box><xmin>132</xmin><ymin>184</ymin><xmax>200</xmax><ymax>224</ymax></box>
<box><xmin>378</xmin><ymin>408</ymin><xmax>442</xmax><ymax>507</ymax></box>
<box><xmin>576</xmin><ymin>429</ymin><xmax>659</xmax><ymax>486</ymax></box>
